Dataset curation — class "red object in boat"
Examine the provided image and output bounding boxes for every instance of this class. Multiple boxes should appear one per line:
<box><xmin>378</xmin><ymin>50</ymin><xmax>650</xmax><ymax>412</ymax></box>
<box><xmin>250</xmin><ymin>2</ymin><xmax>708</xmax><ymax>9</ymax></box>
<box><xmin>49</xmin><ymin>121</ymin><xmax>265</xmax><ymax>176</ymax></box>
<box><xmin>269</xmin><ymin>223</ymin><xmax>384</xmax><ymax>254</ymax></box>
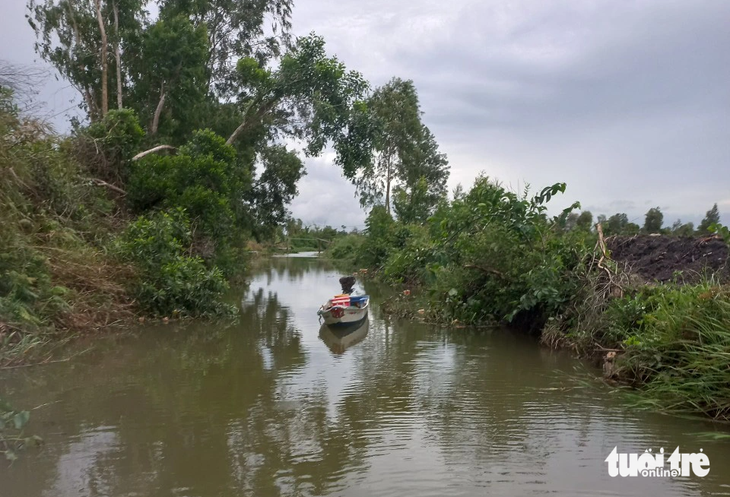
<box><xmin>331</xmin><ymin>295</ymin><xmax>350</xmax><ymax>307</ymax></box>
<box><xmin>330</xmin><ymin>307</ymin><xmax>345</xmax><ymax>318</ymax></box>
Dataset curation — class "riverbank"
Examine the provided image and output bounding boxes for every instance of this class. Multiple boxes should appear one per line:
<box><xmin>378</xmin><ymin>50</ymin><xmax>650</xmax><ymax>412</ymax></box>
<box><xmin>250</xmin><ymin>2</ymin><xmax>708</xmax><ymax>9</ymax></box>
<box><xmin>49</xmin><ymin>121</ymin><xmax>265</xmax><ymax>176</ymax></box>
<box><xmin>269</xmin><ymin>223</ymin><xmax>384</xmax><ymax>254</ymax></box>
<box><xmin>0</xmin><ymin>99</ymin><xmax>254</xmax><ymax>367</ymax></box>
<box><xmin>326</xmin><ymin>179</ymin><xmax>730</xmax><ymax>421</ymax></box>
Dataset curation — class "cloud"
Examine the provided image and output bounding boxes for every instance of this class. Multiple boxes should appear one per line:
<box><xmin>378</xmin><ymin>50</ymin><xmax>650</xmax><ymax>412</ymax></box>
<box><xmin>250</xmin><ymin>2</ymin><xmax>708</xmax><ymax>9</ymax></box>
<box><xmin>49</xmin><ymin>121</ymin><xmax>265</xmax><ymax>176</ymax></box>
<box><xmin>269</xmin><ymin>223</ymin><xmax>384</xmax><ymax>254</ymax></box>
<box><xmin>290</xmin><ymin>0</ymin><xmax>730</xmax><ymax>226</ymax></box>
<box><xmin>2</xmin><ymin>0</ymin><xmax>728</xmax><ymax>228</ymax></box>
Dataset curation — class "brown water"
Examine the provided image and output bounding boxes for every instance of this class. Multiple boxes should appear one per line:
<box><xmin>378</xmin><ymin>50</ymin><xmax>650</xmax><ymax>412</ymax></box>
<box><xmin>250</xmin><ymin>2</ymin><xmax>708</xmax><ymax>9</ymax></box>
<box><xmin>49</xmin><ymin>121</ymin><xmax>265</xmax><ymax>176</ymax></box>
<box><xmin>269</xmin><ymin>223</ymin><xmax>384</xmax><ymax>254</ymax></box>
<box><xmin>1</xmin><ymin>255</ymin><xmax>730</xmax><ymax>497</ymax></box>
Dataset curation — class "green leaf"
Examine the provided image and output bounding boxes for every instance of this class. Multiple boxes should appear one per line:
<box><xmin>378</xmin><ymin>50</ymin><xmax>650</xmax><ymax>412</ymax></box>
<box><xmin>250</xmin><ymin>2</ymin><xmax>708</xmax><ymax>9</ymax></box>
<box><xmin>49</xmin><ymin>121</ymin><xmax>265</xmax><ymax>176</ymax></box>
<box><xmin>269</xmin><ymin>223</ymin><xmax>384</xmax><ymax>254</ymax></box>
<box><xmin>12</xmin><ymin>411</ymin><xmax>30</xmax><ymax>430</ymax></box>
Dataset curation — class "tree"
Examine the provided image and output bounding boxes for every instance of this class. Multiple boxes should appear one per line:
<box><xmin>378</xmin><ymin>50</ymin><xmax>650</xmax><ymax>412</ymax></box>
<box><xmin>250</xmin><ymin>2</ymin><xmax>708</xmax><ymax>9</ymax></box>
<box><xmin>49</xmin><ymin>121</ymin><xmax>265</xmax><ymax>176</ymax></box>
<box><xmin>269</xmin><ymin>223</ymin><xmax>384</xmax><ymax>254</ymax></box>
<box><xmin>355</xmin><ymin>78</ymin><xmax>449</xmax><ymax>220</ymax></box>
<box><xmin>697</xmin><ymin>203</ymin><xmax>720</xmax><ymax>235</ymax></box>
<box><xmin>28</xmin><ymin>0</ymin><xmax>146</xmax><ymax>120</ymax></box>
<box><xmin>224</xmin><ymin>34</ymin><xmax>372</xmax><ymax>174</ymax></box>
<box><xmin>643</xmin><ymin>207</ymin><xmax>663</xmax><ymax>234</ymax></box>
<box><xmin>126</xmin><ymin>15</ymin><xmax>209</xmax><ymax>140</ymax></box>
<box><xmin>605</xmin><ymin>213</ymin><xmax>628</xmax><ymax>236</ymax></box>
<box><xmin>27</xmin><ymin>0</ymin><xmax>291</xmax><ymax>123</ymax></box>
<box><xmin>576</xmin><ymin>211</ymin><xmax>593</xmax><ymax>231</ymax></box>
<box><xmin>671</xmin><ymin>219</ymin><xmax>695</xmax><ymax>237</ymax></box>
<box><xmin>356</xmin><ymin>78</ymin><xmax>421</xmax><ymax>213</ymax></box>
<box><xmin>158</xmin><ymin>0</ymin><xmax>293</xmax><ymax>96</ymax></box>
<box><xmin>563</xmin><ymin>212</ymin><xmax>579</xmax><ymax>231</ymax></box>
<box><xmin>247</xmin><ymin>145</ymin><xmax>305</xmax><ymax>239</ymax></box>
<box><xmin>394</xmin><ymin>125</ymin><xmax>449</xmax><ymax>223</ymax></box>
<box><xmin>127</xmin><ymin>129</ymin><xmax>252</xmax><ymax>244</ymax></box>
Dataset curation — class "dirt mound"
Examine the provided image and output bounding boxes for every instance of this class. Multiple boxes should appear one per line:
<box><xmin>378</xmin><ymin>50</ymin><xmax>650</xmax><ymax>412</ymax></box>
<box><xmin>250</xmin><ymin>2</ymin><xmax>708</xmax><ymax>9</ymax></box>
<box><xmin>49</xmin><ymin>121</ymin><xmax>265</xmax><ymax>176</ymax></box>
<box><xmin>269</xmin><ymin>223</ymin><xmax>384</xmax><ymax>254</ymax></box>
<box><xmin>606</xmin><ymin>235</ymin><xmax>729</xmax><ymax>283</ymax></box>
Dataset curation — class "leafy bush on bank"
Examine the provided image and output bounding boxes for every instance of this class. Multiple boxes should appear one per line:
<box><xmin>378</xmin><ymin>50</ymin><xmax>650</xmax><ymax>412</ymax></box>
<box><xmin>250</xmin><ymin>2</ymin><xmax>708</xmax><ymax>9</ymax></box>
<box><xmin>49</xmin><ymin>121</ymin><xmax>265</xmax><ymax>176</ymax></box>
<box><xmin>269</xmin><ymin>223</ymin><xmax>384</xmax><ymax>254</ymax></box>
<box><xmin>115</xmin><ymin>209</ymin><xmax>235</xmax><ymax>317</ymax></box>
<box><xmin>599</xmin><ymin>282</ymin><xmax>730</xmax><ymax>419</ymax></box>
<box><xmin>1</xmin><ymin>90</ymin><xmax>134</xmax><ymax>364</ymax></box>
<box><xmin>334</xmin><ymin>174</ymin><xmax>730</xmax><ymax>420</ymax></box>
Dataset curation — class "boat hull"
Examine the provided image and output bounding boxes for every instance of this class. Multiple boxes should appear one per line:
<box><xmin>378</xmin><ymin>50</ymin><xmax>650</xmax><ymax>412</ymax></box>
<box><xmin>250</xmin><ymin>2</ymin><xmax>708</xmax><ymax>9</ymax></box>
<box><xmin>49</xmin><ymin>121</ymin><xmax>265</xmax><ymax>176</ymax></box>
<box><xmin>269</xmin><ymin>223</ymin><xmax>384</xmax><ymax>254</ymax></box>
<box><xmin>319</xmin><ymin>307</ymin><xmax>368</xmax><ymax>326</ymax></box>
<box><xmin>317</xmin><ymin>296</ymin><xmax>369</xmax><ymax>326</ymax></box>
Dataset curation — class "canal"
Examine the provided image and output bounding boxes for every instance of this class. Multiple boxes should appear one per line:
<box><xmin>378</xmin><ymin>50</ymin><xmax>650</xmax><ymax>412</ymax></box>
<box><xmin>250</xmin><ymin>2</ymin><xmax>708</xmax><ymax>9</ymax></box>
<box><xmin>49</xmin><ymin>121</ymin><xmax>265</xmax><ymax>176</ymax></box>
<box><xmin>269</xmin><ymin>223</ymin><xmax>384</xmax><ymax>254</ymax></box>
<box><xmin>1</xmin><ymin>255</ymin><xmax>729</xmax><ymax>496</ymax></box>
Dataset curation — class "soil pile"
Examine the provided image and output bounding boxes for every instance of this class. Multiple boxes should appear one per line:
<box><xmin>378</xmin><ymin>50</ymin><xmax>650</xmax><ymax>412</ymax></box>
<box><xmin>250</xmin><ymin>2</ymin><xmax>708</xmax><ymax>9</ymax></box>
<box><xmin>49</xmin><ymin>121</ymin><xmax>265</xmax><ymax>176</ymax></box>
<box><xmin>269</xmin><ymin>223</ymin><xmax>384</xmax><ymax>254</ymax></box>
<box><xmin>606</xmin><ymin>235</ymin><xmax>728</xmax><ymax>283</ymax></box>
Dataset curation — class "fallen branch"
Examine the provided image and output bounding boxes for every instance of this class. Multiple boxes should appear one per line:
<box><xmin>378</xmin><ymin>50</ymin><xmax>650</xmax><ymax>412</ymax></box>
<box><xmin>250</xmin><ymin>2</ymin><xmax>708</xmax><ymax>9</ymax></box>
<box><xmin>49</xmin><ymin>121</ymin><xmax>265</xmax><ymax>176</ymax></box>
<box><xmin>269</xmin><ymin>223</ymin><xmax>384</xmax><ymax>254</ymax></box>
<box><xmin>87</xmin><ymin>178</ymin><xmax>127</xmax><ymax>195</ymax></box>
<box><xmin>132</xmin><ymin>145</ymin><xmax>177</xmax><ymax>161</ymax></box>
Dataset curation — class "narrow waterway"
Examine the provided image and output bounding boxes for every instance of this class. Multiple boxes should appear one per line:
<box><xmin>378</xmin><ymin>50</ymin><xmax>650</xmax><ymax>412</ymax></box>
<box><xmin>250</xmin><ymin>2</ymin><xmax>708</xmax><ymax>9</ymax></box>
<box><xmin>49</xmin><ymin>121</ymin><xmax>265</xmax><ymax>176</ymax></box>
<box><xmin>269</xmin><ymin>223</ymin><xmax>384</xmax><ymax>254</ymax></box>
<box><xmin>1</xmin><ymin>255</ymin><xmax>729</xmax><ymax>496</ymax></box>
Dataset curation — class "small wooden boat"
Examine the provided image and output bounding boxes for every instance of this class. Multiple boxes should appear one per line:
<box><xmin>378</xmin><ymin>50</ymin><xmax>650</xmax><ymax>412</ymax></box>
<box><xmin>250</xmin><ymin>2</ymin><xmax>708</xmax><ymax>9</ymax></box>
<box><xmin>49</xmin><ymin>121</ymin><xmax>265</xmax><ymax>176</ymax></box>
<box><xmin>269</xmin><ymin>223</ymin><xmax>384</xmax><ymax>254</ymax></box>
<box><xmin>317</xmin><ymin>294</ymin><xmax>369</xmax><ymax>327</ymax></box>
<box><xmin>319</xmin><ymin>320</ymin><xmax>369</xmax><ymax>354</ymax></box>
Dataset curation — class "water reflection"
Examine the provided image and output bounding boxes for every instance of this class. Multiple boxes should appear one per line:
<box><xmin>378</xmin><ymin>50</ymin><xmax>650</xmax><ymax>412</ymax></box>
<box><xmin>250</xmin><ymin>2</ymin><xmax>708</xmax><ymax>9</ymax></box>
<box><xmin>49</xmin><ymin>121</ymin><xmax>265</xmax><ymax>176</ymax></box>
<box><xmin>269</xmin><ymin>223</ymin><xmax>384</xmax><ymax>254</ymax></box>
<box><xmin>319</xmin><ymin>321</ymin><xmax>370</xmax><ymax>355</ymax></box>
<box><xmin>0</xmin><ymin>256</ymin><xmax>729</xmax><ymax>497</ymax></box>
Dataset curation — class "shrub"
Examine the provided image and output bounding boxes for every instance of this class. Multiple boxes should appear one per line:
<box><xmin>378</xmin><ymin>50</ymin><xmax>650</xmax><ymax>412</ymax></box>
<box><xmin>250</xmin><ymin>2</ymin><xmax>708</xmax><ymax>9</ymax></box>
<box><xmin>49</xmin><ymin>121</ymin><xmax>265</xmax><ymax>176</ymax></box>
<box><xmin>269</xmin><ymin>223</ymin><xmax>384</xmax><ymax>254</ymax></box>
<box><xmin>78</xmin><ymin>109</ymin><xmax>145</xmax><ymax>184</ymax></box>
<box><xmin>115</xmin><ymin>209</ymin><xmax>235</xmax><ymax>317</ymax></box>
<box><xmin>127</xmin><ymin>129</ymin><xmax>251</xmax><ymax>254</ymax></box>
<box><xmin>327</xmin><ymin>234</ymin><xmax>365</xmax><ymax>265</ymax></box>
<box><xmin>606</xmin><ymin>283</ymin><xmax>730</xmax><ymax>420</ymax></box>
<box><xmin>373</xmin><ymin>176</ymin><xmax>587</xmax><ymax>329</ymax></box>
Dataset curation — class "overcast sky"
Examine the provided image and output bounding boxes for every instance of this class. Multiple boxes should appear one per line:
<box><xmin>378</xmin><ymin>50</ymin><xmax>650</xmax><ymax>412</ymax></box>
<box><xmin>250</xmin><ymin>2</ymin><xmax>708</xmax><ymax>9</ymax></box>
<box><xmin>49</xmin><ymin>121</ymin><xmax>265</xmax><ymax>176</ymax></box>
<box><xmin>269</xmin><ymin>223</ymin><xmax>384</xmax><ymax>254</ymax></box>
<box><xmin>2</xmin><ymin>0</ymin><xmax>728</xmax><ymax>229</ymax></box>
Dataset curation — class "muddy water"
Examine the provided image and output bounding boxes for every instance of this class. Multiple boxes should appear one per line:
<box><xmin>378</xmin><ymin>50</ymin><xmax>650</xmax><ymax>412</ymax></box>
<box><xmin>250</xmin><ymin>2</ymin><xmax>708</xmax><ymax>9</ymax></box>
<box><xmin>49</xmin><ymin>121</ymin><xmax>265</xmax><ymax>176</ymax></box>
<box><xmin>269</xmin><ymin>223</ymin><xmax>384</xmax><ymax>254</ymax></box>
<box><xmin>1</xmin><ymin>255</ymin><xmax>730</xmax><ymax>497</ymax></box>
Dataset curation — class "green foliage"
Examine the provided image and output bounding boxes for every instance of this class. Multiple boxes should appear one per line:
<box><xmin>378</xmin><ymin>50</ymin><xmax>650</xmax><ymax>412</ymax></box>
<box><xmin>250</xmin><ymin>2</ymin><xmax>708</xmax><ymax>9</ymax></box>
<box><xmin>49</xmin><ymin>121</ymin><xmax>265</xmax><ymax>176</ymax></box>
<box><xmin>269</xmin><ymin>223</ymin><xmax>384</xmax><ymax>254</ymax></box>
<box><xmin>352</xmin><ymin>176</ymin><xmax>587</xmax><ymax>328</ymax></box>
<box><xmin>128</xmin><ymin>15</ymin><xmax>209</xmax><ymax>142</ymax></box>
<box><xmin>81</xmin><ymin>109</ymin><xmax>145</xmax><ymax>183</ymax></box>
<box><xmin>0</xmin><ymin>89</ymin><xmax>132</xmax><ymax>364</ymax></box>
<box><xmin>576</xmin><ymin>211</ymin><xmax>593</xmax><ymax>231</ymax></box>
<box><xmin>128</xmin><ymin>129</ymin><xmax>249</xmax><ymax>246</ymax></box>
<box><xmin>116</xmin><ymin>209</ymin><xmax>235</xmax><ymax>317</ymax></box>
<box><xmin>0</xmin><ymin>398</ymin><xmax>41</xmax><ymax>462</ymax></box>
<box><xmin>355</xmin><ymin>78</ymin><xmax>449</xmax><ymax>218</ymax></box>
<box><xmin>602</xmin><ymin>213</ymin><xmax>640</xmax><ymax>236</ymax></box>
<box><xmin>326</xmin><ymin>234</ymin><xmax>365</xmax><ymax>265</ymax></box>
<box><xmin>249</xmin><ymin>145</ymin><xmax>305</xmax><ymax>239</ymax></box>
<box><xmin>698</xmin><ymin>203</ymin><xmax>721</xmax><ymax>236</ymax></box>
<box><xmin>159</xmin><ymin>0</ymin><xmax>292</xmax><ymax>91</ymax></box>
<box><xmin>670</xmin><ymin>219</ymin><xmax>695</xmax><ymax>237</ymax></box>
<box><xmin>358</xmin><ymin>206</ymin><xmax>397</xmax><ymax>268</ymax></box>
<box><xmin>642</xmin><ymin>207</ymin><xmax>664</xmax><ymax>234</ymax></box>
<box><xmin>605</xmin><ymin>283</ymin><xmax>730</xmax><ymax>420</ymax></box>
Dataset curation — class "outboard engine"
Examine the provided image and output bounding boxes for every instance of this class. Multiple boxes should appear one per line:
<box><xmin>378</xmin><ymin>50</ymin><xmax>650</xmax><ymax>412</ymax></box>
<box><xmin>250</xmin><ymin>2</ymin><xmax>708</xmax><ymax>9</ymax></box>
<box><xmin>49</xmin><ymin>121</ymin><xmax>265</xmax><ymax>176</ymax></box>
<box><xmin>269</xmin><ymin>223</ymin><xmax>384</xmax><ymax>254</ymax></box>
<box><xmin>339</xmin><ymin>276</ymin><xmax>356</xmax><ymax>295</ymax></box>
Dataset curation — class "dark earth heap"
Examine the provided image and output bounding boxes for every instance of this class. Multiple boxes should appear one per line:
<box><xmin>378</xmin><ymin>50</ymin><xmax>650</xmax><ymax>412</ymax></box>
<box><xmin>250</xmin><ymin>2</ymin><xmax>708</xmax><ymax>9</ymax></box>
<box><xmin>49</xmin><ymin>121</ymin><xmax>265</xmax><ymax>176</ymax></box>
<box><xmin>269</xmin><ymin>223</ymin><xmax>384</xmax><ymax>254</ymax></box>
<box><xmin>606</xmin><ymin>235</ymin><xmax>729</xmax><ymax>283</ymax></box>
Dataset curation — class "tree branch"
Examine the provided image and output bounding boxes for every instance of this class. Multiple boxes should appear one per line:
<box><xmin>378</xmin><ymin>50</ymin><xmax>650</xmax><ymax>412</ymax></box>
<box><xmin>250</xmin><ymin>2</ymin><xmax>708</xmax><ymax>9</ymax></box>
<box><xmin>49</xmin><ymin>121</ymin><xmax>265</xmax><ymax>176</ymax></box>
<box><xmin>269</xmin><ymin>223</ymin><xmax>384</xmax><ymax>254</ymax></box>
<box><xmin>226</xmin><ymin>97</ymin><xmax>280</xmax><ymax>145</ymax></box>
<box><xmin>150</xmin><ymin>82</ymin><xmax>165</xmax><ymax>136</ymax></box>
<box><xmin>87</xmin><ymin>178</ymin><xmax>127</xmax><ymax>195</ymax></box>
<box><xmin>132</xmin><ymin>145</ymin><xmax>177</xmax><ymax>161</ymax></box>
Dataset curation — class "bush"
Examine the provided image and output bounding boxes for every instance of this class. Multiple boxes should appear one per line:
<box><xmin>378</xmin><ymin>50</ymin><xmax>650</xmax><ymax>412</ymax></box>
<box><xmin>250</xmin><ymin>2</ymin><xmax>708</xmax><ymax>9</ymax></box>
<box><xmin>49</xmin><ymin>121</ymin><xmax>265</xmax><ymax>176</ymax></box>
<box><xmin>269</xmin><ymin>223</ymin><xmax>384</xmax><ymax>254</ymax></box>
<box><xmin>115</xmin><ymin>209</ymin><xmax>235</xmax><ymax>317</ymax></box>
<box><xmin>606</xmin><ymin>283</ymin><xmax>730</xmax><ymax>420</ymax></box>
<box><xmin>367</xmin><ymin>177</ymin><xmax>588</xmax><ymax>329</ymax></box>
<box><xmin>127</xmin><ymin>129</ymin><xmax>252</xmax><ymax>257</ymax></box>
<box><xmin>78</xmin><ymin>109</ymin><xmax>145</xmax><ymax>184</ymax></box>
<box><xmin>1</xmin><ymin>91</ymin><xmax>133</xmax><ymax>364</ymax></box>
<box><xmin>327</xmin><ymin>234</ymin><xmax>364</xmax><ymax>265</ymax></box>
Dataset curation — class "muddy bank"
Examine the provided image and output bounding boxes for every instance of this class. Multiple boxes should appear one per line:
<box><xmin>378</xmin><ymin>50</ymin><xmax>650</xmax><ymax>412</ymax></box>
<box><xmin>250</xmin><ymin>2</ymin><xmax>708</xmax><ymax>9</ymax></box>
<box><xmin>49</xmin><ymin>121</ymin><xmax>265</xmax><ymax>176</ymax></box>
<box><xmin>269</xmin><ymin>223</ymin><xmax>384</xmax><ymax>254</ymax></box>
<box><xmin>607</xmin><ymin>235</ymin><xmax>728</xmax><ymax>283</ymax></box>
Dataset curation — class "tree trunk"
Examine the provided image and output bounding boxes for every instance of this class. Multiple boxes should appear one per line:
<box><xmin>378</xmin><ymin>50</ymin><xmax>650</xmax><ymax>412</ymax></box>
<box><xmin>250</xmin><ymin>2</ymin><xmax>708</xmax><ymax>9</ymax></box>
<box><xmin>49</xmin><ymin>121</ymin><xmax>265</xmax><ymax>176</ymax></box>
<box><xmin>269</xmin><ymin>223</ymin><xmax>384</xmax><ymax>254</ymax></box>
<box><xmin>385</xmin><ymin>154</ymin><xmax>392</xmax><ymax>215</ymax></box>
<box><xmin>95</xmin><ymin>0</ymin><xmax>109</xmax><ymax>117</ymax></box>
<box><xmin>150</xmin><ymin>83</ymin><xmax>165</xmax><ymax>135</ymax></box>
<box><xmin>113</xmin><ymin>0</ymin><xmax>122</xmax><ymax>109</ymax></box>
<box><xmin>68</xmin><ymin>1</ymin><xmax>99</xmax><ymax>120</ymax></box>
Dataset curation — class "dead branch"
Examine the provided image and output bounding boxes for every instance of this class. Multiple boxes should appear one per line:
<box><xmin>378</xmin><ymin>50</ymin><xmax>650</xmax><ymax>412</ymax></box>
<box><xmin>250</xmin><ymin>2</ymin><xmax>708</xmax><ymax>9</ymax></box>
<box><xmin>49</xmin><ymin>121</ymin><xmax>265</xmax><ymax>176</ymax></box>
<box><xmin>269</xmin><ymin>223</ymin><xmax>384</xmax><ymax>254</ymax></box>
<box><xmin>87</xmin><ymin>178</ymin><xmax>127</xmax><ymax>195</ymax></box>
<box><xmin>132</xmin><ymin>145</ymin><xmax>177</xmax><ymax>161</ymax></box>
